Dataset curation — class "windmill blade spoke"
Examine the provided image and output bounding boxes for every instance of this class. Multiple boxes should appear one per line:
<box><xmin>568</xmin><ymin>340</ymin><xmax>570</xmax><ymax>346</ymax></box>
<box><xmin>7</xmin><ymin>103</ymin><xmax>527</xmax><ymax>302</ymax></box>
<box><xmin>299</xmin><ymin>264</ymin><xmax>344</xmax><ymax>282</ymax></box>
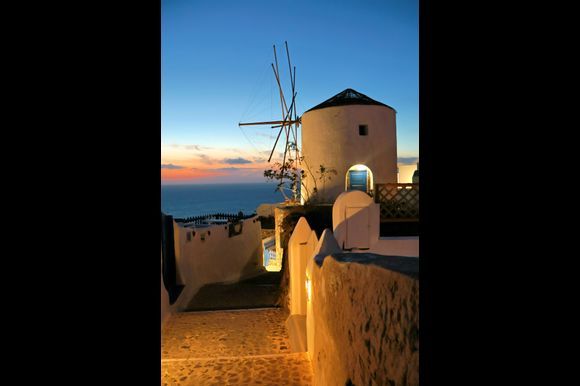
<box><xmin>279</xmin><ymin>91</ymin><xmax>297</xmax><ymax>126</ymax></box>
<box><xmin>280</xmin><ymin>120</ymin><xmax>291</xmax><ymax>174</ymax></box>
<box><xmin>239</xmin><ymin>119</ymin><xmax>298</xmax><ymax>126</ymax></box>
<box><xmin>272</xmin><ymin>45</ymin><xmax>290</xmax><ymax>116</ymax></box>
<box><xmin>271</xmin><ymin>63</ymin><xmax>289</xmax><ymax>116</ymax></box>
<box><xmin>271</xmin><ymin>123</ymin><xmax>291</xmax><ymax>128</ymax></box>
<box><xmin>285</xmin><ymin>41</ymin><xmax>295</xmax><ymax>92</ymax></box>
<box><xmin>292</xmin><ymin>67</ymin><xmax>297</xmax><ymax>117</ymax></box>
<box><xmin>273</xmin><ymin>44</ymin><xmax>282</xmax><ymax>92</ymax></box>
<box><xmin>267</xmin><ymin>91</ymin><xmax>297</xmax><ymax>163</ymax></box>
<box><xmin>279</xmin><ymin>91</ymin><xmax>298</xmax><ymax>176</ymax></box>
<box><xmin>268</xmin><ymin>125</ymin><xmax>285</xmax><ymax>163</ymax></box>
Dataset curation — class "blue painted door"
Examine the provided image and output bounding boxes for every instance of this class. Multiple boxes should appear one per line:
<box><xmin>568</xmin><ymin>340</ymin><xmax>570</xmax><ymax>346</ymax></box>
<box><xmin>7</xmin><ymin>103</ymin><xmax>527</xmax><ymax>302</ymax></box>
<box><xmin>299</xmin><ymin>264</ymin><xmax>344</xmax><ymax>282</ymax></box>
<box><xmin>348</xmin><ymin>170</ymin><xmax>367</xmax><ymax>191</ymax></box>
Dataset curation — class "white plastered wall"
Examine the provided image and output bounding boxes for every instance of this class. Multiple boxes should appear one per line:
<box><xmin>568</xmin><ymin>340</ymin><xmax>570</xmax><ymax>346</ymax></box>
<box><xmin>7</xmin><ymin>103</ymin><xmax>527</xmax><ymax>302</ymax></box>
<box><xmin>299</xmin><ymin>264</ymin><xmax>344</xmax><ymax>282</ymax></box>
<box><xmin>171</xmin><ymin>216</ymin><xmax>264</xmax><ymax>310</ymax></box>
<box><xmin>288</xmin><ymin>217</ymin><xmax>318</xmax><ymax>316</ymax></box>
<box><xmin>301</xmin><ymin>104</ymin><xmax>398</xmax><ymax>204</ymax></box>
<box><xmin>397</xmin><ymin>164</ymin><xmax>418</xmax><ymax>183</ymax></box>
<box><xmin>333</xmin><ymin>191</ymin><xmax>418</xmax><ymax>257</ymax></box>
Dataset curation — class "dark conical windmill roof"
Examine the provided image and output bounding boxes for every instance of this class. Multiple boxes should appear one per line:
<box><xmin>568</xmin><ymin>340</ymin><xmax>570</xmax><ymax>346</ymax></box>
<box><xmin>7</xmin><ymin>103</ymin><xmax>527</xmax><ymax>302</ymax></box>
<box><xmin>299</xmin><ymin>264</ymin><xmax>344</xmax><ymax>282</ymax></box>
<box><xmin>304</xmin><ymin>88</ymin><xmax>396</xmax><ymax>113</ymax></box>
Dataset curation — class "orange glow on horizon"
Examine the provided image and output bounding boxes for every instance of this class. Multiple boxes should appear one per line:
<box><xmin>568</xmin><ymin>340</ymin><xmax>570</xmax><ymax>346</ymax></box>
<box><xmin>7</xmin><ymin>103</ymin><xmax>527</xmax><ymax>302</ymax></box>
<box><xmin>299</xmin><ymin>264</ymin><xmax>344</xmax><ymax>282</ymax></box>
<box><xmin>161</xmin><ymin>168</ymin><xmax>222</xmax><ymax>181</ymax></box>
<box><xmin>161</xmin><ymin>144</ymin><xmax>275</xmax><ymax>183</ymax></box>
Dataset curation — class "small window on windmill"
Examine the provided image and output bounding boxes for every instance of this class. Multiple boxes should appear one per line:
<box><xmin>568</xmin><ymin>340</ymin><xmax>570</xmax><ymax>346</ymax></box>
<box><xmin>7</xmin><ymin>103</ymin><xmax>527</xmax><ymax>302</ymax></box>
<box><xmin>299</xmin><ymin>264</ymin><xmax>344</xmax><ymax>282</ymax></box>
<box><xmin>359</xmin><ymin>125</ymin><xmax>368</xmax><ymax>136</ymax></box>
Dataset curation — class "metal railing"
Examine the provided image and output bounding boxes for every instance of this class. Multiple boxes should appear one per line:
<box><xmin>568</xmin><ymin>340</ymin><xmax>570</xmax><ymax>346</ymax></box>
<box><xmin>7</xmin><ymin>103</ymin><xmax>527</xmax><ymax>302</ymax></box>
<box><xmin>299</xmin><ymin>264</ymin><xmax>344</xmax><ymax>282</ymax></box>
<box><xmin>174</xmin><ymin>212</ymin><xmax>256</xmax><ymax>225</ymax></box>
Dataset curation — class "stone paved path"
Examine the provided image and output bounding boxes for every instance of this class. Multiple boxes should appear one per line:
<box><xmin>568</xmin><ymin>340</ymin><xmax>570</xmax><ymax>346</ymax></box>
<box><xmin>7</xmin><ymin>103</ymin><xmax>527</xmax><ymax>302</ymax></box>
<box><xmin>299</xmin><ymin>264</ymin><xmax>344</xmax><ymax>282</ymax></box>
<box><xmin>183</xmin><ymin>272</ymin><xmax>282</xmax><ymax>312</ymax></box>
<box><xmin>162</xmin><ymin>308</ymin><xmax>313</xmax><ymax>385</ymax></box>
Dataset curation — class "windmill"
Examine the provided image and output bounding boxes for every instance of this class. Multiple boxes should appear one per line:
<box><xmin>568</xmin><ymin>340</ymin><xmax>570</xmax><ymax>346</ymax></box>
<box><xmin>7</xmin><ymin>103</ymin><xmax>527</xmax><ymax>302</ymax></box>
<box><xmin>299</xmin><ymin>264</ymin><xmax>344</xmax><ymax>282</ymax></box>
<box><xmin>239</xmin><ymin>41</ymin><xmax>302</xmax><ymax>201</ymax></box>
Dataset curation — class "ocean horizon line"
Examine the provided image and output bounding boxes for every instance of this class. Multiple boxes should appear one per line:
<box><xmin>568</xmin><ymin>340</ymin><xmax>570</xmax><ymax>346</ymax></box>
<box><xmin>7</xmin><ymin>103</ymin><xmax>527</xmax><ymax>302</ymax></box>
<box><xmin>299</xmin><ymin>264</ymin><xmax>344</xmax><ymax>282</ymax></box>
<box><xmin>161</xmin><ymin>181</ymin><xmax>280</xmax><ymax>187</ymax></box>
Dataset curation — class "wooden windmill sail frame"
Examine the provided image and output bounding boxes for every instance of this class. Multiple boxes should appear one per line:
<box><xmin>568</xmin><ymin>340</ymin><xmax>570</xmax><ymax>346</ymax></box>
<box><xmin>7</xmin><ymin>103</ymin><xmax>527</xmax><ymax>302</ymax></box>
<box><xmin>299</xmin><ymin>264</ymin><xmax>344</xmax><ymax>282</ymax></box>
<box><xmin>239</xmin><ymin>41</ymin><xmax>301</xmax><ymax>201</ymax></box>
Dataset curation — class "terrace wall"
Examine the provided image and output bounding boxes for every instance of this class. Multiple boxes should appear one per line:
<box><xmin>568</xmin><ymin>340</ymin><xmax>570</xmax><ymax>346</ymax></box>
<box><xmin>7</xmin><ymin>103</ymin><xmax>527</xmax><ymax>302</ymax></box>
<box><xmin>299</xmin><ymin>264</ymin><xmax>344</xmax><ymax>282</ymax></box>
<box><xmin>171</xmin><ymin>216</ymin><xmax>264</xmax><ymax>310</ymax></box>
<box><xmin>307</xmin><ymin>248</ymin><xmax>419</xmax><ymax>386</ymax></box>
<box><xmin>333</xmin><ymin>190</ymin><xmax>419</xmax><ymax>257</ymax></box>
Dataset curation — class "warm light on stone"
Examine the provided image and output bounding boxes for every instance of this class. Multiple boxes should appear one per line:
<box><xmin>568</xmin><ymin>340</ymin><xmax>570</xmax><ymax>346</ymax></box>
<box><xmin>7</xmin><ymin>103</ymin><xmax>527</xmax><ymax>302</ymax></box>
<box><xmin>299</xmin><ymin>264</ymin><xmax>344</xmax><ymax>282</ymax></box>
<box><xmin>305</xmin><ymin>274</ymin><xmax>312</xmax><ymax>303</ymax></box>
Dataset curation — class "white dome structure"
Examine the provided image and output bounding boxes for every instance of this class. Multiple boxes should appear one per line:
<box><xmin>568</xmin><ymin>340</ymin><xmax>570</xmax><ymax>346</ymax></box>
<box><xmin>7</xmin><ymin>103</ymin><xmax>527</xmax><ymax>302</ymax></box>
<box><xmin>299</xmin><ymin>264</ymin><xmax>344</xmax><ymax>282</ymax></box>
<box><xmin>300</xmin><ymin>88</ymin><xmax>398</xmax><ymax>204</ymax></box>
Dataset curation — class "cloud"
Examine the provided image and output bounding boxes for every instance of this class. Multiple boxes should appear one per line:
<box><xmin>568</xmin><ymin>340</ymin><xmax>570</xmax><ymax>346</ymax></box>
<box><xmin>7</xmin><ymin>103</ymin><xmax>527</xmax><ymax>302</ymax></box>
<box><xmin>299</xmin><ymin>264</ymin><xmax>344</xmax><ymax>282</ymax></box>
<box><xmin>210</xmin><ymin>167</ymin><xmax>240</xmax><ymax>172</ymax></box>
<box><xmin>196</xmin><ymin>154</ymin><xmax>214</xmax><ymax>164</ymax></box>
<box><xmin>161</xmin><ymin>163</ymin><xmax>186</xmax><ymax>169</ymax></box>
<box><xmin>222</xmin><ymin>157</ymin><xmax>252</xmax><ymax>165</ymax></box>
<box><xmin>194</xmin><ymin>155</ymin><xmax>253</xmax><ymax>166</ymax></box>
<box><xmin>397</xmin><ymin>157</ymin><xmax>419</xmax><ymax>165</ymax></box>
<box><xmin>168</xmin><ymin>144</ymin><xmax>212</xmax><ymax>151</ymax></box>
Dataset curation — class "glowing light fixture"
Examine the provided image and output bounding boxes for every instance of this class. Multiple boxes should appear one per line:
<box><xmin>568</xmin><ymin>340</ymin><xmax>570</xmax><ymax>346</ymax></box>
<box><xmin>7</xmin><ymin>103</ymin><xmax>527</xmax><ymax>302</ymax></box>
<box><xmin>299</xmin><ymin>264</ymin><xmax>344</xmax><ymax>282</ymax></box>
<box><xmin>305</xmin><ymin>274</ymin><xmax>312</xmax><ymax>302</ymax></box>
<box><xmin>350</xmin><ymin>164</ymin><xmax>368</xmax><ymax>171</ymax></box>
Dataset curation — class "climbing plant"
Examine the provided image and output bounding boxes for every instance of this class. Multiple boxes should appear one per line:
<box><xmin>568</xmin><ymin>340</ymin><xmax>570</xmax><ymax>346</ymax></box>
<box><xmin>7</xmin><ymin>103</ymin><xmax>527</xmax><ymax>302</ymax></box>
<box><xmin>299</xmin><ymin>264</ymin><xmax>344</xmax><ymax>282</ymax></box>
<box><xmin>263</xmin><ymin>142</ymin><xmax>337</xmax><ymax>205</ymax></box>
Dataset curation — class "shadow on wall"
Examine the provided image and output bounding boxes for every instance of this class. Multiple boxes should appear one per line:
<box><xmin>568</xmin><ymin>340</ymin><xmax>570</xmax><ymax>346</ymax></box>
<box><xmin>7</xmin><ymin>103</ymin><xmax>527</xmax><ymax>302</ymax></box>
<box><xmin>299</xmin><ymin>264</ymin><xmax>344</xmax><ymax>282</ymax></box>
<box><xmin>333</xmin><ymin>191</ymin><xmax>418</xmax><ymax>257</ymax></box>
<box><xmin>161</xmin><ymin>249</ymin><xmax>171</xmax><ymax>327</ymax></box>
<box><xmin>332</xmin><ymin>190</ymin><xmax>379</xmax><ymax>252</ymax></box>
<box><xmin>161</xmin><ymin>212</ymin><xmax>184</xmax><ymax>305</ymax></box>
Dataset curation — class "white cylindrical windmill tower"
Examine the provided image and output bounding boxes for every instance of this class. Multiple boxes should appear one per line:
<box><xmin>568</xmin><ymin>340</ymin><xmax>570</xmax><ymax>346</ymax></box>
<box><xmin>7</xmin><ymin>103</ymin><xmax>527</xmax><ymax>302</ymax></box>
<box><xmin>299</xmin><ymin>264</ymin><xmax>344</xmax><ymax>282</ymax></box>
<box><xmin>300</xmin><ymin>88</ymin><xmax>398</xmax><ymax>204</ymax></box>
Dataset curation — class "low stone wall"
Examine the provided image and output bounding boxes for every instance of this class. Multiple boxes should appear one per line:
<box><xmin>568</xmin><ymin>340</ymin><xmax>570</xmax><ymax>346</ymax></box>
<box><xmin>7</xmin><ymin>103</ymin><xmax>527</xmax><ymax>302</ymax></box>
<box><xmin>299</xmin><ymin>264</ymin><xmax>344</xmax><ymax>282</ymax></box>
<box><xmin>172</xmin><ymin>216</ymin><xmax>264</xmax><ymax>310</ymax></box>
<box><xmin>308</xmin><ymin>253</ymin><xmax>419</xmax><ymax>386</ymax></box>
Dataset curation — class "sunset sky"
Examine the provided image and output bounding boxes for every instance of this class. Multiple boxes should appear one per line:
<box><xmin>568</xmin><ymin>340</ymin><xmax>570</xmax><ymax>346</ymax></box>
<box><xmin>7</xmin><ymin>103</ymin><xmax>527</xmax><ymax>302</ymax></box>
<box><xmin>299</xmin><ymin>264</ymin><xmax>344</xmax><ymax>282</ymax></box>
<box><xmin>162</xmin><ymin>0</ymin><xmax>418</xmax><ymax>184</ymax></box>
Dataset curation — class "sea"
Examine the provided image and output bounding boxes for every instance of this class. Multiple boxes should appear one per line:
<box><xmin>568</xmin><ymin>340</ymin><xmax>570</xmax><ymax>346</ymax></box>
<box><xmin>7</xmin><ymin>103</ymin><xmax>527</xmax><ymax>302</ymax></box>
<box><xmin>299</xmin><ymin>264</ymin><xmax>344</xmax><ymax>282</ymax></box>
<box><xmin>161</xmin><ymin>183</ymin><xmax>286</xmax><ymax>219</ymax></box>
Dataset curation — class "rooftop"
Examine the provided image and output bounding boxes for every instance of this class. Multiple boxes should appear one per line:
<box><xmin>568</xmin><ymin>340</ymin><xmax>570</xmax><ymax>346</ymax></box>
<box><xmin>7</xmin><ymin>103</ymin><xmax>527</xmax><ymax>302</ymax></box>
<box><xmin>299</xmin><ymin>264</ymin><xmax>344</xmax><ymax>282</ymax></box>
<box><xmin>304</xmin><ymin>88</ymin><xmax>396</xmax><ymax>113</ymax></box>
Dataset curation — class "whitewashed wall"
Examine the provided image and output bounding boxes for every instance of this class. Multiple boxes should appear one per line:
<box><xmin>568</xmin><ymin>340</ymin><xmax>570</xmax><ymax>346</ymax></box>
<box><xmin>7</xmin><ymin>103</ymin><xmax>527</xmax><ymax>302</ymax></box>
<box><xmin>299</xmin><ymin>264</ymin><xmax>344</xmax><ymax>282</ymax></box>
<box><xmin>398</xmin><ymin>164</ymin><xmax>418</xmax><ymax>183</ymax></box>
<box><xmin>333</xmin><ymin>191</ymin><xmax>419</xmax><ymax>257</ymax></box>
<box><xmin>171</xmin><ymin>216</ymin><xmax>264</xmax><ymax>310</ymax></box>
<box><xmin>301</xmin><ymin>104</ymin><xmax>398</xmax><ymax>204</ymax></box>
<box><xmin>369</xmin><ymin>236</ymin><xmax>419</xmax><ymax>257</ymax></box>
<box><xmin>288</xmin><ymin>217</ymin><xmax>319</xmax><ymax>316</ymax></box>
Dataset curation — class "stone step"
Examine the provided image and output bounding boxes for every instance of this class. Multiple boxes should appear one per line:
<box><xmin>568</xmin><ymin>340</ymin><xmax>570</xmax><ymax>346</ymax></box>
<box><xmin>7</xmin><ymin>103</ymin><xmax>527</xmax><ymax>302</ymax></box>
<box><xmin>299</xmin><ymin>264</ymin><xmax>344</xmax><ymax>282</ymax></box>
<box><xmin>162</xmin><ymin>308</ymin><xmax>313</xmax><ymax>385</ymax></box>
<box><xmin>162</xmin><ymin>352</ymin><xmax>312</xmax><ymax>386</ymax></box>
<box><xmin>162</xmin><ymin>309</ymin><xmax>291</xmax><ymax>359</ymax></box>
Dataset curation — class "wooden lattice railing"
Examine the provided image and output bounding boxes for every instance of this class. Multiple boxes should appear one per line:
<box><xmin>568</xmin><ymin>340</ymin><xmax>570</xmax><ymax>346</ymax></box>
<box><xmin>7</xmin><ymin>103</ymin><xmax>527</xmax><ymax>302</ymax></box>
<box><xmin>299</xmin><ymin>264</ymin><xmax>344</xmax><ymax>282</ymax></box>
<box><xmin>374</xmin><ymin>183</ymin><xmax>419</xmax><ymax>221</ymax></box>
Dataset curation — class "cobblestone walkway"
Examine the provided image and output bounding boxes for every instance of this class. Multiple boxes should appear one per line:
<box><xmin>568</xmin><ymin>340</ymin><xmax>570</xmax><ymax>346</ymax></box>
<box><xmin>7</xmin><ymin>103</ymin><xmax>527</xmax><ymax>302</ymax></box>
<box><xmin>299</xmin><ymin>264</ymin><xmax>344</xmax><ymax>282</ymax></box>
<box><xmin>162</xmin><ymin>308</ymin><xmax>313</xmax><ymax>385</ymax></box>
